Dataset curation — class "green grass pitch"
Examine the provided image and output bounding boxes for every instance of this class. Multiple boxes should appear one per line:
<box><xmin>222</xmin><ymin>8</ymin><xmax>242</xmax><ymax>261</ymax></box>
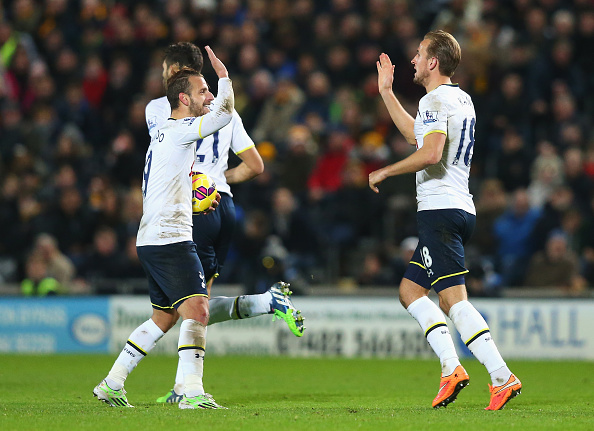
<box><xmin>0</xmin><ymin>355</ymin><xmax>592</xmax><ymax>430</ymax></box>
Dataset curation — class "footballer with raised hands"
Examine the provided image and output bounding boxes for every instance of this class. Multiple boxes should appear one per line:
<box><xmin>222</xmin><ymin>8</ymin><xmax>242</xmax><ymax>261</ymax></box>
<box><xmin>93</xmin><ymin>46</ymin><xmax>232</xmax><ymax>410</ymax></box>
<box><xmin>146</xmin><ymin>42</ymin><xmax>305</xmax><ymax>404</ymax></box>
<box><xmin>369</xmin><ymin>31</ymin><xmax>522</xmax><ymax>411</ymax></box>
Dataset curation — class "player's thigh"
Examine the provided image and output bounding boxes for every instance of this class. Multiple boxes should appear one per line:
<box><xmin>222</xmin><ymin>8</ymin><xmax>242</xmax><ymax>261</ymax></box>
<box><xmin>136</xmin><ymin>246</ymin><xmax>172</xmax><ymax>311</ymax></box>
<box><xmin>137</xmin><ymin>241</ymin><xmax>208</xmax><ymax>310</ymax></box>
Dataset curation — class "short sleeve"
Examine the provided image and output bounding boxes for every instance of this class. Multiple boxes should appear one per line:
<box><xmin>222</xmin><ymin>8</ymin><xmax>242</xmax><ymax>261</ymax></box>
<box><xmin>229</xmin><ymin>111</ymin><xmax>255</xmax><ymax>154</ymax></box>
<box><xmin>418</xmin><ymin>93</ymin><xmax>448</xmax><ymax>138</ymax></box>
<box><xmin>145</xmin><ymin>97</ymin><xmax>171</xmax><ymax>138</ymax></box>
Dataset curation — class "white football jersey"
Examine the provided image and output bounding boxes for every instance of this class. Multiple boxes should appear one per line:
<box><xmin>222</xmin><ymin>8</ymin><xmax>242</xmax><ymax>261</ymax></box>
<box><xmin>137</xmin><ymin>78</ymin><xmax>234</xmax><ymax>246</ymax></box>
<box><xmin>146</xmin><ymin>98</ymin><xmax>255</xmax><ymax>197</ymax></box>
<box><xmin>413</xmin><ymin>84</ymin><xmax>476</xmax><ymax>215</ymax></box>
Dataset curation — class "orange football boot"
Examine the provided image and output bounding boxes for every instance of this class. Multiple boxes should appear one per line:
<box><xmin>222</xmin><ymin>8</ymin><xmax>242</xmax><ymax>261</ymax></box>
<box><xmin>485</xmin><ymin>374</ymin><xmax>522</xmax><ymax>410</ymax></box>
<box><xmin>432</xmin><ymin>365</ymin><xmax>470</xmax><ymax>408</ymax></box>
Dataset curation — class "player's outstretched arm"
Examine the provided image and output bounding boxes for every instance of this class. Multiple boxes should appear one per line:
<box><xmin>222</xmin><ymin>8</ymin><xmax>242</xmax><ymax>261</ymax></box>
<box><xmin>377</xmin><ymin>53</ymin><xmax>416</xmax><ymax>145</ymax></box>
<box><xmin>225</xmin><ymin>146</ymin><xmax>264</xmax><ymax>184</ymax></box>
<box><xmin>369</xmin><ymin>132</ymin><xmax>445</xmax><ymax>193</ymax></box>
<box><xmin>193</xmin><ymin>47</ymin><xmax>234</xmax><ymax>139</ymax></box>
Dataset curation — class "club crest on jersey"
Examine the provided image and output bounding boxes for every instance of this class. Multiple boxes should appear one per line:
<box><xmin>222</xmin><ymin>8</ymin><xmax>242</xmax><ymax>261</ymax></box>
<box><xmin>422</xmin><ymin>110</ymin><xmax>438</xmax><ymax>124</ymax></box>
<box><xmin>183</xmin><ymin>117</ymin><xmax>196</xmax><ymax>126</ymax></box>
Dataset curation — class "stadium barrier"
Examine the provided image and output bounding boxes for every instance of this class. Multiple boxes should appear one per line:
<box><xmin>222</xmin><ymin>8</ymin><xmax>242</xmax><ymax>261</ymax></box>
<box><xmin>0</xmin><ymin>296</ymin><xmax>592</xmax><ymax>360</ymax></box>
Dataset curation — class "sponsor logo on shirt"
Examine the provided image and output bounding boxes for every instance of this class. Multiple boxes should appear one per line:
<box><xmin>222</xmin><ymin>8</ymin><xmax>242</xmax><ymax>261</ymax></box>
<box><xmin>183</xmin><ymin>117</ymin><xmax>196</xmax><ymax>126</ymax></box>
<box><xmin>422</xmin><ymin>110</ymin><xmax>438</xmax><ymax>124</ymax></box>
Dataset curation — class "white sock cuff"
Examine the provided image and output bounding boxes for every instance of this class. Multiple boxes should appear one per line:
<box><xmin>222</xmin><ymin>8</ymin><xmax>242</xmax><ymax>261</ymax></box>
<box><xmin>447</xmin><ymin>299</ymin><xmax>472</xmax><ymax>320</ymax></box>
<box><xmin>146</xmin><ymin>318</ymin><xmax>165</xmax><ymax>339</ymax></box>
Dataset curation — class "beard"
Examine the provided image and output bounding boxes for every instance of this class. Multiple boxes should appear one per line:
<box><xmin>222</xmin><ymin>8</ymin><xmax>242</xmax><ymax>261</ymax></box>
<box><xmin>189</xmin><ymin>97</ymin><xmax>209</xmax><ymax>117</ymax></box>
<box><xmin>413</xmin><ymin>68</ymin><xmax>429</xmax><ymax>86</ymax></box>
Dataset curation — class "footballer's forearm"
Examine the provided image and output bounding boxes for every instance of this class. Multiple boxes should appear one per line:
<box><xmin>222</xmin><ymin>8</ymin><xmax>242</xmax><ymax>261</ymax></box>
<box><xmin>196</xmin><ymin>78</ymin><xmax>235</xmax><ymax>139</ymax></box>
<box><xmin>225</xmin><ymin>163</ymin><xmax>259</xmax><ymax>184</ymax></box>
<box><xmin>225</xmin><ymin>146</ymin><xmax>264</xmax><ymax>183</ymax></box>
<box><xmin>380</xmin><ymin>89</ymin><xmax>416</xmax><ymax>145</ymax></box>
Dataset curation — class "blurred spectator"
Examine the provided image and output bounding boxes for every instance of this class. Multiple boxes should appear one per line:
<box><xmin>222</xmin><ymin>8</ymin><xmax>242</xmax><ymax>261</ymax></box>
<box><xmin>299</xmin><ymin>70</ymin><xmax>332</xmax><ymax>122</ymax></box>
<box><xmin>5</xmin><ymin>44</ymin><xmax>35</xmax><ymax>111</ymax></box>
<box><xmin>487</xmin><ymin>72</ymin><xmax>531</xmax><ymax>145</ymax></box>
<box><xmin>493</xmin><ymin>189</ymin><xmax>542</xmax><ymax>286</ymax></box>
<box><xmin>527</xmin><ymin>141</ymin><xmax>564</xmax><ymax>208</ymax></box>
<box><xmin>356</xmin><ymin>249</ymin><xmax>394</xmax><ymax>287</ymax></box>
<box><xmin>351</xmin><ymin>131</ymin><xmax>390</xmax><ymax>175</ymax></box>
<box><xmin>270</xmin><ymin>187</ymin><xmax>319</xmax><ymax>281</ymax></box>
<box><xmin>0</xmin><ymin>100</ymin><xmax>28</xmax><ymax>164</ymax></box>
<box><xmin>252</xmin><ymin>78</ymin><xmax>305</xmax><ymax>147</ymax></box>
<box><xmin>76</xmin><ymin>226</ymin><xmax>124</xmax><ymax>280</ymax></box>
<box><xmin>549</xmin><ymin>90</ymin><xmax>586</xmax><ymax>149</ymax></box>
<box><xmin>307</xmin><ymin>127</ymin><xmax>353</xmax><ymax>202</ymax></box>
<box><xmin>31</xmin><ymin>233</ymin><xmax>75</xmax><ymax>288</ymax></box>
<box><xmin>524</xmin><ymin>230</ymin><xmax>586</xmax><ymax>294</ymax></box>
<box><xmin>391</xmin><ymin>236</ymin><xmax>418</xmax><ymax>286</ymax></box>
<box><xmin>531</xmin><ymin>185</ymin><xmax>575</xmax><ymax>253</ymax></box>
<box><xmin>106</xmin><ymin>130</ymin><xmax>145</xmax><ymax>187</ymax></box>
<box><xmin>560</xmin><ymin>208</ymin><xmax>583</xmax><ymax>253</ymax></box>
<box><xmin>494</xmin><ymin>128</ymin><xmax>532</xmax><ymax>192</ymax></box>
<box><xmin>40</xmin><ymin>186</ymin><xmax>96</xmax><ymax>260</ymax></box>
<box><xmin>278</xmin><ymin>125</ymin><xmax>318</xmax><ymax>197</ymax></box>
<box><xmin>321</xmin><ymin>159</ymin><xmax>383</xmax><ymax>247</ymax></box>
<box><xmin>0</xmin><ymin>0</ymin><xmax>592</xmax><ymax>293</ymax></box>
<box><xmin>82</xmin><ymin>54</ymin><xmax>108</xmax><ymax>109</ymax></box>
<box><xmin>471</xmin><ymin>179</ymin><xmax>508</xmax><ymax>258</ymax></box>
<box><xmin>234</xmin><ymin>209</ymin><xmax>271</xmax><ymax>294</ymax></box>
<box><xmin>563</xmin><ymin>148</ymin><xmax>593</xmax><ymax>212</ymax></box>
<box><xmin>465</xmin><ymin>255</ymin><xmax>503</xmax><ymax>298</ymax></box>
<box><xmin>116</xmin><ymin>235</ymin><xmax>146</xmax><ymax>279</ymax></box>
<box><xmin>21</xmin><ymin>252</ymin><xmax>60</xmax><ymax>296</ymax></box>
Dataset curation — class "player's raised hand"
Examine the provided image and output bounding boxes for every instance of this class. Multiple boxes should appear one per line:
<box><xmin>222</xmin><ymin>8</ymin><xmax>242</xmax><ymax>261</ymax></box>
<box><xmin>205</xmin><ymin>46</ymin><xmax>229</xmax><ymax>79</ymax></box>
<box><xmin>377</xmin><ymin>53</ymin><xmax>395</xmax><ymax>94</ymax></box>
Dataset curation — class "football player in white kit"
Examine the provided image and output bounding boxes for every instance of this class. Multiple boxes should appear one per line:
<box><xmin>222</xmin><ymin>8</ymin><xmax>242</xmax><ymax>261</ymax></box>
<box><xmin>146</xmin><ymin>43</ymin><xmax>304</xmax><ymax>404</ymax></box>
<box><xmin>369</xmin><ymin>31</ymin><xmax>522</xmax><ymax>411</ymax></box>
<box><xmin>93</xmin><ymin>47</ymin><xmax>232</xmax><ymax>409</ymax></box>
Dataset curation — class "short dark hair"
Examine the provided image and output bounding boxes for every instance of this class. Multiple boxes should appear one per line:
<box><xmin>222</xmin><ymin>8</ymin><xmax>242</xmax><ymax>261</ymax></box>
<box><xmin>424</xmin><ymin>30</ymin><xmax>461</xmax><ymax>77</ymax></box>
<box><xmin>166</xmin><ymin>68</ymin><xmax>202</xmax><ymax>110</ymax></box>
<box><xmin>164</xmin><ymin>42</ymin><xmax>204</xmax><ymax>73</ymax></box>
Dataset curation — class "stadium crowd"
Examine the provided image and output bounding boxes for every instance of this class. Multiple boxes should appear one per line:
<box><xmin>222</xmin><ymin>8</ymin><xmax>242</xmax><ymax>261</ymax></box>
<box><xmin>0</xmin><ymin>0</ymin><xmax>593</xmax><ymax>296</ymax></box>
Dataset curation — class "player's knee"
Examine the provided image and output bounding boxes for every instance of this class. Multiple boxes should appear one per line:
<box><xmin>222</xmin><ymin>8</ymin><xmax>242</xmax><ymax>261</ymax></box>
<box><xmin>177</xmin><ymin>296</ymin><xmax>210</xmax><ymax>325</ymax></box>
